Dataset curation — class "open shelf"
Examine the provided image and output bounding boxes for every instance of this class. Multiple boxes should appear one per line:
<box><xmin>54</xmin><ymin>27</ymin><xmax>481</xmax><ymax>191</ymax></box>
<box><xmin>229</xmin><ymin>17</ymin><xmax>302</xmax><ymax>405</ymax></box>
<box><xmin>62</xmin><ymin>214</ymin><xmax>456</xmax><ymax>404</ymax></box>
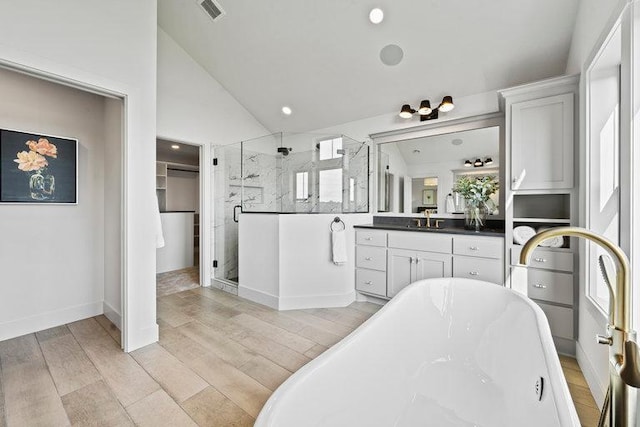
<box><xmin>513</xmin><ymin>194</ymin><xmax>570</xmax><ymax>220</ymax></box>
<box><xmin>513</xmin><ymin>218</ymin><xmax>571</xmax><ymax>224</ymax></box>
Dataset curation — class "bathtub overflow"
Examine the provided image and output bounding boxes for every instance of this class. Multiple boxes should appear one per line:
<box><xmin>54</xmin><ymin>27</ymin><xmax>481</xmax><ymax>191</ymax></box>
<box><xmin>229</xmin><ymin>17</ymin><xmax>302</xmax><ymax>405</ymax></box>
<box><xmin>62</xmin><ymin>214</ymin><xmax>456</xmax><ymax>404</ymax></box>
<box><xmin>535</xmin><ymin>377</ymin><xmax>545</xmax><ymax>401</ymax></box>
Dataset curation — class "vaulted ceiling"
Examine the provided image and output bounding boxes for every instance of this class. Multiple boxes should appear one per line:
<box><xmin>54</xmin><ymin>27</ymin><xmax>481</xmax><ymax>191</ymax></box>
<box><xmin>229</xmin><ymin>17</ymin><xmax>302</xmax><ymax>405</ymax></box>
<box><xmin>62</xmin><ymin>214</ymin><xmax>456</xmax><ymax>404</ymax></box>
<box><xmin>158</xmin><ymin>0</ymin><xmax>579</xmax><ymax>133</ymax></box>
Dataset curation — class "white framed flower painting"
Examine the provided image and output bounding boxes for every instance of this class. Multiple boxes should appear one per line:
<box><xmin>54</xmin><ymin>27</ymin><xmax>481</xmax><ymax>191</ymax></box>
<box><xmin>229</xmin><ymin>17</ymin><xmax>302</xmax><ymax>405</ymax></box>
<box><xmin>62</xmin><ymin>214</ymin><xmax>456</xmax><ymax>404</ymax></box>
<box><xmin>0</xmin><ymin>129</ymin><xmax>77</xmax><ymax>204</ymax></box>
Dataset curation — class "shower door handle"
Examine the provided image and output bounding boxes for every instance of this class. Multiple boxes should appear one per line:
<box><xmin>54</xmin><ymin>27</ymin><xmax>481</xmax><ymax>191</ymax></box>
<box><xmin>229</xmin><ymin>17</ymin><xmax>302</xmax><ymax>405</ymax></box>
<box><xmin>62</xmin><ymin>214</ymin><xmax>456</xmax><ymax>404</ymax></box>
<box><xmin>233</xmin><ymin>205</ymin><xmax>242</xmax><ymax>223</ymax></box>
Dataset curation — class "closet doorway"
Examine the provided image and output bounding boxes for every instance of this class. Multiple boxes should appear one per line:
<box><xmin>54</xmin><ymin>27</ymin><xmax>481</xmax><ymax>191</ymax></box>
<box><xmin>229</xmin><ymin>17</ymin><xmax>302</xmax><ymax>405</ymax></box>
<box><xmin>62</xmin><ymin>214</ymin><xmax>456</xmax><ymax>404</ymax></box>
<box><xmin>155</xmin><ymin>138</ymin><xmax>206</xmax><ymax>297</ymax></box>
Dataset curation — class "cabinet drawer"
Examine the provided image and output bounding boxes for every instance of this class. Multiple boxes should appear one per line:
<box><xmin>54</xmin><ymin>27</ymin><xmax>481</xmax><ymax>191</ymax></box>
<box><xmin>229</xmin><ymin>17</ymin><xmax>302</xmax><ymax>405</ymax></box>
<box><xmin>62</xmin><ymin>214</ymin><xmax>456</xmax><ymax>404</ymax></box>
<box><xmin>537</xmin><ymin>302</ymin><xmax>574</xmax><ymax>340</ymax></box>
<box><xmin>355</xmin><ymin>269</ymin><xmax>386</xmax><ymax>296</ymax></box>
<box><xmin>527</xmin><ymin>270</ymin><xmax>573</xmax><ymax>305</ymax></box>
<box><xmin>356</xmin><ymin>230</ymin><xmax>387</xmax><ymax>247</ymax></box>
<box><xmin>453</xmin><ymin>236</ymin><xmax>503</xmax><ymax>259</ymax></box>
<box><xmin>453</xmin><ymin>256</ymin><xmax>503</xmax><ymax>285</ymax></box>
<box><xmin>388</xmin><ymin>232</ymin><xmax>452</xmax><ymax>254</ymax></box>
<box><xmin>511</xmin><ymin>246</ymin><xmax>573</xmax><ymax>272</ymax></box>
<box><xmin>356</xmin><ymin>246</ymin><xmax>386</xmax><ymax>271</ymax></box>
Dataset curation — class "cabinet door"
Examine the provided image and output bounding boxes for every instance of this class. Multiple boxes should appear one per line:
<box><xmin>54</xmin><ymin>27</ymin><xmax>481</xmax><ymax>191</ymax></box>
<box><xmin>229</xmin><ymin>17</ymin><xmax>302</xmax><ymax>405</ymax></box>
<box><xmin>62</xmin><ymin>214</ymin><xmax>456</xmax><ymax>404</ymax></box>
<box><xmin>387</xmin><ymin>249</ymin><xmax>414</xmax><ymax>298</ymax></box>
<box><xmin>414</xmin><ymin>251</ymin><xmax>452</xmax><ymax>281</ymax></box>
<box><xmin>511</xmin><ymin>93</ymin><xmax>574</xmax><ymax>190</ymax></box>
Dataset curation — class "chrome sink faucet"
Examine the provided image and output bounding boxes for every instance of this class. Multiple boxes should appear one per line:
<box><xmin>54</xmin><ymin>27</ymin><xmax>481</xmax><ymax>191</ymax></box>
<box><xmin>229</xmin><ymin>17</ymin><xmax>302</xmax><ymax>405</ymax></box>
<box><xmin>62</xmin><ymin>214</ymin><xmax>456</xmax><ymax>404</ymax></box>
<box><xmin>520</xmin><ymin>227</ymin><xmax>640</xmax><ymax>427</ymax></box>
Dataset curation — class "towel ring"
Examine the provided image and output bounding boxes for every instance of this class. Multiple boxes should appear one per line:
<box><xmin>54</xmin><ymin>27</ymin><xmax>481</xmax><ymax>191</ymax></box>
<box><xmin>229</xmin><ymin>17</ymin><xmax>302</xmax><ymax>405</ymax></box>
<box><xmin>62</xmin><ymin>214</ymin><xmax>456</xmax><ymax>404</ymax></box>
<box><xmin>330</xmin><ymin>217</ymin><xmax>346</xmax><ymax>232</ymax></box>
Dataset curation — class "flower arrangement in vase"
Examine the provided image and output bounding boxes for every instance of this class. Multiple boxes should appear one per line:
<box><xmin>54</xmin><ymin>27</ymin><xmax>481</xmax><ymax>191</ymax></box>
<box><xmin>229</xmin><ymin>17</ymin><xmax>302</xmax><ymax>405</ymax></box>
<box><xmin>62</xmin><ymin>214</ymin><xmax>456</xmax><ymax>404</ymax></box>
<box><xmin>13</xmin><ymin>138</ymin><xmax>58</xmax><ymax>200</ymax></box>
<box><xmin>452</xmin><ymin>175</ymin><xmax>499</xmax><ymax>231</ymax></box>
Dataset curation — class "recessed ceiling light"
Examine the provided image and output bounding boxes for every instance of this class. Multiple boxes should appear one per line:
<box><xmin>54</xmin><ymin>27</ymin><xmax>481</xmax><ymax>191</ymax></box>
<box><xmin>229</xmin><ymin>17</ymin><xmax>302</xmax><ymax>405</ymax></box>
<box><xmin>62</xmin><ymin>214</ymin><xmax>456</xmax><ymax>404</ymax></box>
<box><xmin>451</xmin><ymin>139</ymin><xmax>463</xmax><ymax>146</ymax></box>
<box><xmin>413</xmin><ymin>149</ymin><xmax>421</xmax><ymax>154</ymax></box>
<box><xmin>171</xmin><ymin>144</ymin><xmax>180</xmax><ymax>150</ymax></box>
<box><xmin>282</xmin><ymin>106</ymin><xmax>292</xmax><ymax>115</ymax></box>
<box><xmin>369</xmin><ymin>8</ymin><xmax>384</xmax><ymax>24</ymax></box>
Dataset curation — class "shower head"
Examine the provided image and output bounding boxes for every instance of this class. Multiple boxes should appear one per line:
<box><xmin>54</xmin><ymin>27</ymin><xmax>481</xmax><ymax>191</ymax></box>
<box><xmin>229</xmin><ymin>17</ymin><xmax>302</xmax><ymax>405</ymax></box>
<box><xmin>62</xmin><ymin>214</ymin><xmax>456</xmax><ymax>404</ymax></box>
<box><xmin>277</xmin><ymin>147</ymin><xmax>292</xmax><ymax>156</ymax></box>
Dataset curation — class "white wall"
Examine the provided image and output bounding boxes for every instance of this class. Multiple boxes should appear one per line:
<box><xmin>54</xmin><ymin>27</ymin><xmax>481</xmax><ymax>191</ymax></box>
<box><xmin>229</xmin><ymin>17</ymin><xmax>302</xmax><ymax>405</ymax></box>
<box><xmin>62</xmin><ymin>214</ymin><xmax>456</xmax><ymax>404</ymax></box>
<box><xmin>103</xmin><ymin>98</ymin><xmax>123</xmax><ymax>330</ymax></box>
<box><xmin>166</xmin><ymin>170</ymin><xmax>199</xmax><ymax>212</ymax></box>
<box><xmin>311</xmin><ymin>91</ymin><xmax>500</xmax><ymax>141</ymax></box>
<box><xmin>0</xmin><ymin>0</ymin><xmax>158</xmax><ymax>351</ymax></box>
<box><xmin>565</xmin><ymin>0</ymin><xmax>625</xmax><ymax>74</ymax></box>
<box><xmin>278</xmin><ymin>214</ymin><xmax>371</xmax><ymax>309</ymax></box>
<box><xmin>238</xmin><ymin>214</ymin><xmax>280</xmax><ymax>307</ymax></box>
<box><xmin>239</xmin><ymin>213</ymin><xmax>372</xmax><ymax>309</ymax></box>
<box><xmin>0</xmin><ymin>68</ymin><xmax>108</xmax><ymax>341</ymax></box>
<box><xmin>565</xmin><ymin>0</ymin><xmax>625</xmax><ymax>406</ymax></box>
<box><xmin>157</xmin><ymin>28</ymin><xmax>269</xmax><ymax>146</ymax></box>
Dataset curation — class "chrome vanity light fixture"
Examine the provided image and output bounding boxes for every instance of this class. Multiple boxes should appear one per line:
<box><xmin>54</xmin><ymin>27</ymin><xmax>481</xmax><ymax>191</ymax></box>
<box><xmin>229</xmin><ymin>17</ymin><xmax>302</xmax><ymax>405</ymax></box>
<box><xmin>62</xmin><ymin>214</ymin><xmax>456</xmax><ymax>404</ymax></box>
<box><xmin>398</xmin><ymin>96</ymin><xmax>455</xmax><ymax>121</ymax></box>
<box><xmin>484</xmin><ymin>157</ymin><xmax>493</xmax><ymax>165</ymax></box>
<box><xmin>464</xmin><ymin>160</ymin><xmax>472</xmax><ymax>167</ymax></box>
<box><xmin>473</xmin><ymin>158</ymin><xmax>484</xmax><ymax>167</ymax></box>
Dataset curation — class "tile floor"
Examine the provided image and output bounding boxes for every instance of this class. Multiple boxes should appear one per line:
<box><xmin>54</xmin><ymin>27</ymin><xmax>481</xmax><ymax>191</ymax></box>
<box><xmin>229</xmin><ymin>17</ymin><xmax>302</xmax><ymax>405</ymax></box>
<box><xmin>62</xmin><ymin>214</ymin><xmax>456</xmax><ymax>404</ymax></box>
<box><xmin>0</xmin><ymin>286</ymin><xmax>602</xmax><ymax>426</ymax></box>
<box><xmin>156</xmin><ymin>267</ymin><xmax>200</xmax><ymax>297</ymax></box>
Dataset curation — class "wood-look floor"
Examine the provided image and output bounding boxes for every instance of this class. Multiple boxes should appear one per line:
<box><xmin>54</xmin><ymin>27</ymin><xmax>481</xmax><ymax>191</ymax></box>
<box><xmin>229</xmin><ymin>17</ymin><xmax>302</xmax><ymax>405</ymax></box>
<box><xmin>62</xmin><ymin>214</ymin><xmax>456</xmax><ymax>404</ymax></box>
<box><xmin>559</xmin><ymin>355</ymin><xmax>601</xmax><ymax>427</ymax></box>
<box><xmin>0</xmin><ymin>286</ymin><xmax>601</xmax><ymax>426</ymax></box>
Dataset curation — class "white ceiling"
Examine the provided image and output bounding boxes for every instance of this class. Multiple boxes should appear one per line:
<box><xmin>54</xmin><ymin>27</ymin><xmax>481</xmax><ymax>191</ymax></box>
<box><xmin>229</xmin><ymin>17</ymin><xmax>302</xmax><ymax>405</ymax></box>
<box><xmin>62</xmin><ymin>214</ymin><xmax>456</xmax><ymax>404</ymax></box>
<box><xmin>390</xmin><ymin>126</ymin><xmax>499</xmax><ymax>166</ymax></box>
<box><xmin>158</xmin><ymin>0</ymin><xmax>579</xmax><ymax>133</ymax></box>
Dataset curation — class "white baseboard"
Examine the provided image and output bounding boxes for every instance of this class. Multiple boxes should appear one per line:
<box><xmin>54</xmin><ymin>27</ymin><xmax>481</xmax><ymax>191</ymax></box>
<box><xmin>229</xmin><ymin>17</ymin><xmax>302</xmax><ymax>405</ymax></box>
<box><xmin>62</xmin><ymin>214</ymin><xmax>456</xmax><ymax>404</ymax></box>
<box><xmin>103</xmin><ymin>301</ymin><xmax>122</xmax><ymax>330</ymax></box>
<box><xmin>278</xmin><ymin>291</ymin><xmax>355</xmax><ymax>310</ymax></box>
<box><xmin>356</xmin><ymin>292</ymin><xmax>387</xmax><ymax>306</ymax></box>
<box><xmin>576</xmin><ymin>340</ymin><xmax>607</xmax><ymax>407</ymax></box>
<box><xmin>125</xmin><ymin>323</ymin><xmax>159</xmax><ymax>353</ymax></box>
<box><xmin>0</xmin><ymin>301</ymin><xmax>103</xmax><ymax>342</ymax></box>
<box><xmin>238</xmin><ymin>286</ymin><xmax>279</xmax><ymax>309</ymax></box>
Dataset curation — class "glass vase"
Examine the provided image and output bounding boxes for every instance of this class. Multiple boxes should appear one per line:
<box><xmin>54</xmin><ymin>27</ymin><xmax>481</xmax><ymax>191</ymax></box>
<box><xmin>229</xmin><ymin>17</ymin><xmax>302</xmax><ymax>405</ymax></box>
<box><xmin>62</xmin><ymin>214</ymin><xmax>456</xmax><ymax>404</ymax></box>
<box><xmin>464</xmin><ymin>202</ymin><xmax>488</xmax><ymax>232</ymax></box>
<box><xmin>30</xmin><ymin>172</ymin><xmax>55</xmax><ymax>201</ymax></box>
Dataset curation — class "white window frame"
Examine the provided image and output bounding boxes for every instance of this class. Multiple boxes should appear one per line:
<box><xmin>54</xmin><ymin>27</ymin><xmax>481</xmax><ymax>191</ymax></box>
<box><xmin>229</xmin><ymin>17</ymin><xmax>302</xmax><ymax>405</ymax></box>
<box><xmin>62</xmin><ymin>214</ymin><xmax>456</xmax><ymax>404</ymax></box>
<box><xmin>318</xmin><ymin>136</ymin><xmax>343</xmax><ymax>161</ymax></box>
<box><xmin>295</xmin><ymin>171</ymin><xmax>309</xmax><ymax>200</ymax></box>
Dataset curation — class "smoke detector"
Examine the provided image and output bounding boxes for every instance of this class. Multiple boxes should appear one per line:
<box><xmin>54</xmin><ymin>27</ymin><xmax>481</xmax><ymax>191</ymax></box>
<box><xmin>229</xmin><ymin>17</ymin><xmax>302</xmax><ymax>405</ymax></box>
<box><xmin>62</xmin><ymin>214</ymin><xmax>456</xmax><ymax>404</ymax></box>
<box><xmin>195</xmin><ymin>0</ymin><xmax>225</xmax><ymax>22</ymax></box>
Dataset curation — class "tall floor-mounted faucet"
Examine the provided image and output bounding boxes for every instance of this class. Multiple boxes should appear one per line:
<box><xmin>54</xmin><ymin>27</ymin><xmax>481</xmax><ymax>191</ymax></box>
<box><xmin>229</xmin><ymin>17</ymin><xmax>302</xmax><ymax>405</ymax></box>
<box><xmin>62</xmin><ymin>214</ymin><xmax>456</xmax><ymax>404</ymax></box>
<box><xmin>519</xmin><ymin>227</ymin><xmax>640</xmax><ymax>427</ymax></box>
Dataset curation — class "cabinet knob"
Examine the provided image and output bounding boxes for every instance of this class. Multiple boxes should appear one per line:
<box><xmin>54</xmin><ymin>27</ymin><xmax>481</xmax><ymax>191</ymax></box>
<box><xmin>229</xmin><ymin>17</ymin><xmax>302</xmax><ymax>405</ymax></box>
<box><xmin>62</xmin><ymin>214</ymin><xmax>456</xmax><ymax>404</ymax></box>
<box><xmin>365</xmin><ymin>257</ymin><xmax>372</xmax><ymax>261</ymax></box>
<box><xmin>533</xmin><ymin>284</ymin><xmax>547</xmax><ymax>289</ymax></box>
<box><xmin>364</xmin><ymin>281</ymin><xmax>373</xmax><ymax>285</ymax></box>
<box><xmin>365</xmin><ymin>237</ymin><xmax>373</xmax><ymax>241</ymax></box>
<box><xmin>469</xmin><ymin>246</ymin><xmax>479</xmax><ymax>251</ymax></box>
<box><xmin>534</xmin><ymin>257</ymin><xmax>547</xmax><ymax>263</ymax></box>
<box><xmin>512</xmin><ymin>177</ymin><xmax>518</xmax><ymax>184</ymax></box>
<box><xmin>469</xmin><ymin>271</ymin><xmax>479</xmax><ymax>276</ymax></box>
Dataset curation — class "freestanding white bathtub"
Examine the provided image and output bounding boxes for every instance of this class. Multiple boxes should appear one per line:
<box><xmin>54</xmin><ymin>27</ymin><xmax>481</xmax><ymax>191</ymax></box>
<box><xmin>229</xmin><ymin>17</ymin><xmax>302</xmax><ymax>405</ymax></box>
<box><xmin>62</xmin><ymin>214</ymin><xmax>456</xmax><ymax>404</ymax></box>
<box><xmin>255</xmin><ymin>278</ymin><xmax>581</xmax><ymax>427</ymax></box>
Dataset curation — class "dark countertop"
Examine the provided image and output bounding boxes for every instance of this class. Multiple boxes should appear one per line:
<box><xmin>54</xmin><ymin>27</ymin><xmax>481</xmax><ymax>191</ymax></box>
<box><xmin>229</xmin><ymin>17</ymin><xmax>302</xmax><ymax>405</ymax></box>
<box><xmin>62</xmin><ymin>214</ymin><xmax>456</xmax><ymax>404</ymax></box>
<box><xmin>354</xmin><ymin>223</ymin><xmax>505</xmax><ymax>237</ymax></box>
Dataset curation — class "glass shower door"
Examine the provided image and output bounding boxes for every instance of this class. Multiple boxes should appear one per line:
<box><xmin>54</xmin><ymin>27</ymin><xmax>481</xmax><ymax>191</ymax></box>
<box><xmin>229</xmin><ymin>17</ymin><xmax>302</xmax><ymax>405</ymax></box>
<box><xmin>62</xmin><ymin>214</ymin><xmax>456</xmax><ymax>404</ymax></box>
<box><xmin>212</xmin><ymin>143</ymin><xmax>242</xmax><ymax>285</ymax></box>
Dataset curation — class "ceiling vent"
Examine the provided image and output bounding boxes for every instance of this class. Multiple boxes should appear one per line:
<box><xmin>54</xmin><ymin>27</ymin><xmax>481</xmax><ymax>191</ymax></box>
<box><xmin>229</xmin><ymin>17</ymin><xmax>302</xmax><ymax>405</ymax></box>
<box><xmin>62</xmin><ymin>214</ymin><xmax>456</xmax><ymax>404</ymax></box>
<box><xmin>197</xmin><ymin>0</ymin><xmax>225</xmax><ymax>22</ymax></box>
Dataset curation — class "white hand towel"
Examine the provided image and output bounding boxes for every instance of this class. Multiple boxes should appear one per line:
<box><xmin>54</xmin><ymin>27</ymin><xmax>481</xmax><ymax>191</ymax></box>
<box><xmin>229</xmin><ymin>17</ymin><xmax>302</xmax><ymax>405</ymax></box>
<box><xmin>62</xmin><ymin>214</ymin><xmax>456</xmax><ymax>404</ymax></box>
<box><xmin>332</xmin><ymin>229</ymin><xmax>347</xmax><ymax>265</ymax></box>
<box><xmin>154</xmin><ymin>193</ymin><xmax>165</xmax><ymax>249</ymax></box>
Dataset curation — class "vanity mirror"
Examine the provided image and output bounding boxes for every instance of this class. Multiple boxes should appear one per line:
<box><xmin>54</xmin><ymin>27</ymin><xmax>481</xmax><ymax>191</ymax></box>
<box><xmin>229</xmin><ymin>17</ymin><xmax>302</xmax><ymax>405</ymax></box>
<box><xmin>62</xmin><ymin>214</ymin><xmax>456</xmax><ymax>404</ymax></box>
<box><xmin>377</xmin><ymin>124</ymin><xmax>501</xmax><ymax>217</ymax></box>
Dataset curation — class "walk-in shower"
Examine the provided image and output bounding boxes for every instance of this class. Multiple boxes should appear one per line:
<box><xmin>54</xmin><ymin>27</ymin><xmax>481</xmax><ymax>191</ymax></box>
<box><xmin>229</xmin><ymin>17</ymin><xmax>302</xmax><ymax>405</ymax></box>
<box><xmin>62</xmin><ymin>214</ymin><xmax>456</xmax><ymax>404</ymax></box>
<box><xmin>213</xmin><ymin>132</ymin><xmax>369</xmax><ymax>287</ymax></box>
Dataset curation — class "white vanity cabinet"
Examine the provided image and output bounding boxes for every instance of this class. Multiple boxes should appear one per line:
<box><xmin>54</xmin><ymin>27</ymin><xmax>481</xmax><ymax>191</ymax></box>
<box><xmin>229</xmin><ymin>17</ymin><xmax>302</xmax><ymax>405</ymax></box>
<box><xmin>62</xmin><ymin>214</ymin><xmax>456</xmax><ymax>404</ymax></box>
<box><xmin>355</xmin><ymin>228</ymin><xmax>504</xmax><ymax>300</ymax></box>
<box><xmin>510</xmin><ymin>93</ymin><xmax>574</xmax><ymax>190</ymax></box>
<box><xmin>387</xmin><ymin>248</ymin><xmax>452</xmax><ymax>298</ymax></box>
